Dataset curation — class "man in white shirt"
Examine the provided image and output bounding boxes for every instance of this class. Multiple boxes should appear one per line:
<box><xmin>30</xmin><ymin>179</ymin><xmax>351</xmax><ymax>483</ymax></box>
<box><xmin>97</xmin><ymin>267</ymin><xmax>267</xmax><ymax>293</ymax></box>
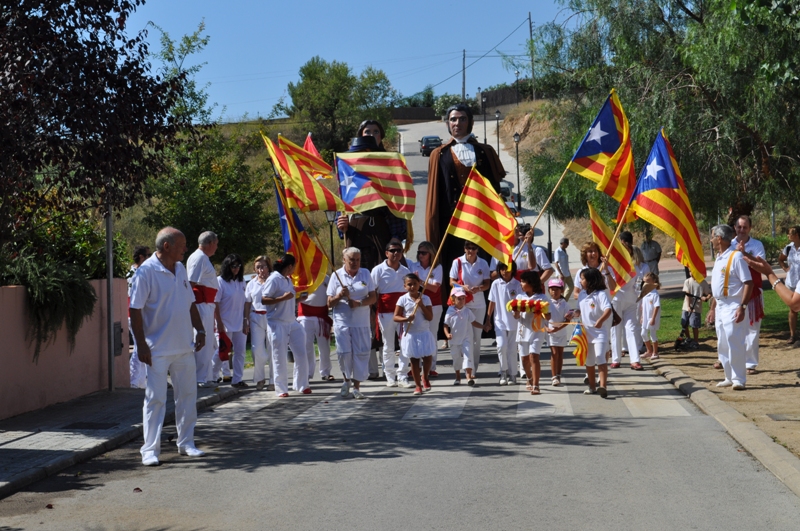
<box><xmin>130</xmin><ymin>227</ymin><xmax>207</xmax><ymax>466</ymax></box>
<box><xmin>187</xmin><ymin>231</ymin><xmax>221</xmax><ymax>387</ymax></box>
<box><xmin>710</xmin><ymin>224</ymin><xmax>753</xmax><ymax>390</ymax></box>
<box><xmin>553</xmin><ymin>238</ymin><xmax>573</xmax><ymax>302</ymax></box>
<box><xmin>490</xmin><ymin>224</ymin><xmax>553</xmax><ymax>284</ymax></box>
<box><xmin>732</xmin><ymin>215</ymin><xmax>766</xmax><ymax>374</ymax></box>
<box><xmin>640</xmin><ymin>228</ymin><xmax>662</xmax><ymax>275</ymax></box>
<box><xmin>371</xmin><ymin>239</ymin><xmax>412</xmax><ymax>387</ymax></box>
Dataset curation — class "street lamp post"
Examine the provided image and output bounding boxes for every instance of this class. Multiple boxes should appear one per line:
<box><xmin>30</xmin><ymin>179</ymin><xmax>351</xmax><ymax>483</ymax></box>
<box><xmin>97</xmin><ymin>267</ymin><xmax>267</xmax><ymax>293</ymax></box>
<box><xmin>515</xmin><ymin>70</ymin><xmax>520</xmax><ymax>105</ymax></box>
<box><xmin>482</xmin><ymin>97</ymin><xmax>487</xmax><ymax>143</ymax></box>
<box><xmin>513</xmin><ymin>132</ymin><xmax>521</xmax><ymax>212</ymax></box>
<box><xmin>494</xmin><ymin>110</ymin><xmax>501</xmax><ymax>153</ymax></box>
<box><xmin>324</xmin><ymin>210</ymin><xmax>337</xmax><ymax>270</ymax></box>
<box><xmin>547</xmin><ymin>212</ymin><xmax>553</xmax><ymax>261</ymax></box>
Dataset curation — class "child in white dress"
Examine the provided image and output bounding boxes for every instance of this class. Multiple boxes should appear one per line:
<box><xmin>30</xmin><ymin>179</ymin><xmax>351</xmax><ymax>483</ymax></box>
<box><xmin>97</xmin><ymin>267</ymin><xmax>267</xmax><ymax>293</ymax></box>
<box><xmin>394</xmin><ymin>273</ymin><xmax>436</xmax><ymax>395</ymax></box>
<box><xmin>515</xmin><ymin>270</ymin><xmax>550</xmax><ymax>394</ymax></box>
<box><xmin>485</xmin><ymin>262</ymin><xmax>523</xmax><ymax>385</ymax></box>
<box><xmin>640</xmin><ymin>272</ymin><xmax>662</xmax><ymax>360</ymax></box>
<box><xmin>444</xmin><ymin>288</ymin><xmax>483</xmax><ymax>386</ymax></box>
<box><xmin>576</xmin><ymin>268</ymin><xmax>613</xmax><ymax>398</ymax></box>
<box><xmin>546</xmin><ymin>278</ymin><xmax>573</xmax><ymax>386</ymax></box>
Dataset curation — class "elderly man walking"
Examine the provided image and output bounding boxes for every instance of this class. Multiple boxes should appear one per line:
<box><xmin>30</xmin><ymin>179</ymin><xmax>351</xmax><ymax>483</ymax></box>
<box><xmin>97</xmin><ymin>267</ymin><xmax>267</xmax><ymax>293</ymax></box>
<box><xmin>710</xmin><ymin>224</ymin><xmax>753</xmax><ymax>391</ymax></box>
<box><xmin>130</xmin><ymin>227</ymin><xmax>207</xmax><ymax>466</ymax></box>
<box><xmin>187</xmin><ymin>231</ymin><xmax>221</xmax><ymax>387</ymax></box>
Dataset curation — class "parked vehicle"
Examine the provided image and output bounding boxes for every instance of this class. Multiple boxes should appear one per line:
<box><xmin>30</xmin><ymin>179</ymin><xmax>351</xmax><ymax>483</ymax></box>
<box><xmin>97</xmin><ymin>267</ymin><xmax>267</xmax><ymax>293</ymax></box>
<box><xmin>505</xmin><ymin>201</ymin><xmax>521</xmax><ymax>217</ymax></box>
<box><xmin>499</xmin><ymin>180</ymin><xmax>513</xmax><ymax>200</ymax></box>
<box><xmin>419</xmin><ymin>136</ymin><xmax>443</xmax><ymax>156</ymax></box>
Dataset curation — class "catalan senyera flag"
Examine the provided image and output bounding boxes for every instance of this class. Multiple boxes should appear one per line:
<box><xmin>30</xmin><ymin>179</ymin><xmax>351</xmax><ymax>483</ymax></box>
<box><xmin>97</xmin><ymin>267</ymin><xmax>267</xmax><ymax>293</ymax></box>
<box><xmin>629</xmin><ymin>128</ymin><xmax>706</xmax><ymax>283</ymax></box>
<box><xmin>279</xmin><ymin>134</ymin><xmax>334</xmax><ymax>180</ymax></box>
<box><xmin>336</xmin><ymin>152</ymin><xmax>416</xmax><ymax>220</ymax></box>
<box><xmin>445</xmin><ymin>167</ymin><xmax>515</xmax><ymax>265</ymax></box>
<box><xmin>272</xmin><ymin>179</ymin><xmax>328</xmax><ymax>295</ymax></box>
<box><xmin>569</xmin><ymin>324</ymin><xmax>588</xmax><ymax>367</ymax></box>
<box><xmin>263</xmin><ymin>134</ymin><xmax>351</xmax><ymax>213</ymax></box>
<box><xmin>587</xmin><ymin>202</ymin><xmax>636</xmax><ymax>292</ymax></box>
<box><xmin>568</xmin><ymin>89</ymin><xmax>637</xmax><ymax>222</ymax></box>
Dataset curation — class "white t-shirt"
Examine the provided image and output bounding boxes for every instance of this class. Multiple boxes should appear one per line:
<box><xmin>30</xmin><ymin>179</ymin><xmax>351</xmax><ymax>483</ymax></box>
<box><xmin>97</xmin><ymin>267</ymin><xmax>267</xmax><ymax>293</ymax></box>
<box><xmin>129</xmin><ymin>255</ymin><xmax>195</xmax><ymax>357</ymax></box>
<box><xmin>371</xmin><ymin>261</ymin><xmax>410</xmax><ymax>295</ymax></box>
<box><xmin>408</xmin><ymin>261</ymin><xmax>442</xmax><ymax>289</ymax></box>
<box><xmin>682</xmin><ymin>278</ymin><xmax>710</xmax><ymax>314</ymax></box>
<box><xmin>579</xmin><ymin>289</ymin><xmax>612</xmax><ymax>344</ymax></box>
<box><xmin>262</xmin><ymin>271</ymin><xmax>296</xmax><ymax>324</ymax></box>
<box><xmin>641</xmin><ymin>290</ymin><xmax>661</xmax><ymax>328</ymax></box>
<box><xmin>245</xmin><ymin>277</ymin><xmax>269</xmax><ymax>313</ymax></box>
<box><xmin>397</xmin><ymin>294</ymin><xmax>432</xmax><ymax>334</ymax></box>
<box><xmin>215</xmin><ymin>277</ymin><xmax>246</xmax><ymax>332</ymax></box>
<box><xmin>573</xmin><ymin>265</ymin><xmax>612</xmax><ymax>303</ymax></box>
<box><xmin>710</xmin><ymin>247</ymin><xmax>752</xmax><ymax>302</ymax></box>
<box><xmin>488</xmin><ymin>277</ymin><xmax>523</xmax><ymax>331</ymax></box>
<box><xmin>554</xmin><ymin>246</ymin><xmax>570</xmax><ymax>277</ymax></box>
<box><xmin>126</xmin><ymin>264</ymin><xmax>138</xmax><ymax>297</ymax></box>
<box><xmin>731</xmin><ymin>236</ymin><xmax>766</xmax><ymax>259</ymax></box>
<box><xmin>785</xmin><ymin>243</ymin><xmax>800</xmax><ymax>289</ymax></box>
<box><xmin>444</xmin><ymin>306</ymin><xmax>477</xmax><ymax>344</ymax></box>
<box><xmin>186</xmin><ymin>248</ymin><xmax>219</xmax><ymax>290</ymax></box>
<box><xmin>450</xmin><ymin>255</ymin><xmax>490</xmax><ymax>291</ymax></box>
<box><xmin>327</xmin><ymin>267</ymin><xmax>375</xmax><ymax>327</ymax></box>
<box><xmin>490</xmin><ymin>243</ymin><xmax>553</xmax><ymax>274</ymax></box>
<box><xmin>302</xmin><ymin>275</ymin><xmax>329</xmax><ymax>308</ymax></box>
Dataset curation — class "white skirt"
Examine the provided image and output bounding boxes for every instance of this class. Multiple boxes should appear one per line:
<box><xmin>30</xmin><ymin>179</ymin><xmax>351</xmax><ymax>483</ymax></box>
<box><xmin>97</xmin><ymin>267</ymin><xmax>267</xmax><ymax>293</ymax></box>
<box><xmin>401</xmin><ymin>329</ymin><xmax>437</xmax><ymax>359</ymax></box>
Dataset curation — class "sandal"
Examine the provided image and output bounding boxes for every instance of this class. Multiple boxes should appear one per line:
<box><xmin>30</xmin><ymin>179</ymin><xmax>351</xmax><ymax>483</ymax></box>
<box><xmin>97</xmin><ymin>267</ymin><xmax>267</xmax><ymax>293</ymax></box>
<box><xmin>324</xmin><ymin>375</ymin><xmax>335</xmax><ymax>381</ymax></box>
<box><xmin>747</xmin><ymin>368</ymin><xmax>758</xmax><ymax>375</ymax></box>
<box><xmin>530</xmin><ymin>386</ymin><xmax>540</xmax><ymax>395</ymax></box>
<box><xmin>650</xmin><ymin>355</ymin><xmax>660</xmax><ymax>360</ymax></box>
<box><xmin>630</xmin><ymin>362</ymin><xmax>643</xmax><ymax>371</ymax></box>
<box><xmin>526</xmin><ymin>379</ymin><xmax>534</xmax><ymax>391</ymax></box>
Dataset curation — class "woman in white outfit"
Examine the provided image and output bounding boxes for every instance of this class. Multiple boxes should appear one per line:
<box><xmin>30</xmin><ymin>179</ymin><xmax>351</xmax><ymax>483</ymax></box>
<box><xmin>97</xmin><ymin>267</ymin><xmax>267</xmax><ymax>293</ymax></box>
<box><xmin>449</xmin><ymin>241</ymin><xmax>491</xmax><ymax>380</ymax></box>
<box><xmin>778</xmin><ymin>226</ymin><xmax>800</xmax><ymax>344</ymax></box>
<box><xmin>246</xmin><ymin>256</ymin><xmax>274</xmax><ymax>391</ymax></box>
<box><xmin>409</xmin><ymin>241</ymin><xmax>443</xmax><ymax>376</ymax></box>
<box><xmin>262</xmin><ymin>254</ymin><xmax>310</xmax><ymax>397</ymax></box>
<box><xmin>212</xmin><ymin>254</ymin><xmax>249</xmax><ymax>387</ymax></box>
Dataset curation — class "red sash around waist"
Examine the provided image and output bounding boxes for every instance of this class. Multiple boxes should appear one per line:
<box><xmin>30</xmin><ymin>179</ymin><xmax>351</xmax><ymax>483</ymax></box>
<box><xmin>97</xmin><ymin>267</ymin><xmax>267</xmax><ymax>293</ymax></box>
<box><xmin>298</xmin><ymin>303</ymin><xmax>331</xmax><ymax>320</ymax></box>
<box><xmin>377</xmin><ymin>292</ymin><xmax>403</xmax><ymax>314</ymax></box>
<box><xmin>192</xmin><ymin>285</ymin><xmax>218</xmax><ymax>304</ymax></box>
<box><xmin>424</xmin><ymin>286</ymin><xmax>443</xmax><ymax>306</ymax></box>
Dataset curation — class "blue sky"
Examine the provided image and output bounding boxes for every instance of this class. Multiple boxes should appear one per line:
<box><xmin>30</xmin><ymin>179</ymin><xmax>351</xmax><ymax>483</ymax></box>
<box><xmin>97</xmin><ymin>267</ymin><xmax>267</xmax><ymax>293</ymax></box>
<box><xmin>127</xmin><ymin>1</ymin><xmax>568</xmax><ymax>122</ymax></box>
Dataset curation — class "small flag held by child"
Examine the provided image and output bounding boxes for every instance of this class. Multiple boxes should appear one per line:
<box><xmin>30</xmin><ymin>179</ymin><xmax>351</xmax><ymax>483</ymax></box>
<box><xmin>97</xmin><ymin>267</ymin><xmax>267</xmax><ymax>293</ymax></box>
<box><xmin>570</xmin><ymin>324</ymin><xmax>588</xmax><ymax>367</ymax></box>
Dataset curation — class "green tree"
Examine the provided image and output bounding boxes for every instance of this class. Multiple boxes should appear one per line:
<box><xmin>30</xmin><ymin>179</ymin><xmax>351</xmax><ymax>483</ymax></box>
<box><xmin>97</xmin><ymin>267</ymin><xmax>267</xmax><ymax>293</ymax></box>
<box><xmin>273</xmin><ymin>57</ymin><xmax>398</xmax><ymax>152</ymax></box>
<box><xmin>144</xmin><ymin>25</ymin><xmax>280</xmax><ymax>265</ymax></box>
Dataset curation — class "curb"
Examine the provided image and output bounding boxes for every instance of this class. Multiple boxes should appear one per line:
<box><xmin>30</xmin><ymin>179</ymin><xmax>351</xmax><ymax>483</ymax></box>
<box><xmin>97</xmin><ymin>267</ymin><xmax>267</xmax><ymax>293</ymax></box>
<box><xmin>0</xmin><ymin>387</ymin><xmax>242</xmax><ymax>500</ymax></box>
<box><xmin>650</xmin><ymin>360</ymin><xmax>800</xmax><ymax>498</ymax></box>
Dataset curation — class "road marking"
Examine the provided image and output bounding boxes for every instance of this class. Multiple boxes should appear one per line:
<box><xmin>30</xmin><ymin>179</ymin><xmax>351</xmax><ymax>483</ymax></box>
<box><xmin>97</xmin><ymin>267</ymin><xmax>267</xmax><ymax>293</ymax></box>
<box><xmin>611</xmin><ymin>371</ymin><xmax>691</xmax><ymax>417</ymax></box>
<box><xmin>402</xmin><ymin>384</ymin><xmax>474</xmax><ymax>420</ymax></box>
<box><xmin>289</xmin><ymin>393</ymin><xmax>368</xmax><ymax>425</ymax></box>
<box><xmin>516</xmin><ymin>380</ymin><xmax>574</xmax><ymax>417</ymax></box>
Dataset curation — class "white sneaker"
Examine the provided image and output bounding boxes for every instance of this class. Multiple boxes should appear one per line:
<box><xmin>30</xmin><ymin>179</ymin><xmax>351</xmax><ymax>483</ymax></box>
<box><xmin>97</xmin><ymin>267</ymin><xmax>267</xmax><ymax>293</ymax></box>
<box><xmin>340</xmin><ymin>381</ymin><xmax>351</xmax><ymax>397</ymax></box>
<box><xmin>352</xmin><ymin>388</ymin><xmax>366</xmax><ymax>399</ymax></box>
<box><xmin>178</xmin><ymin>446</ymin><xmax>205</xmax><ymax>457</ymax></box>
<box><xmin>386</xmin><ymin>380</ymin><xmax>398</xmax><ymax>387</ymax></box>
<box><xmin>399</xmin><ymin>379</ymin><xmax>414</xmax><ymax>388</ymax></box>
<box><xmin>732</xmin><ymin>382</ymin><xmax>746</xmax><ymax>391</ymax></box>
<box><xmin>499</xmin><ymin>377</ymin><xmax>508</xmax><ymax>386</ymax></box>
<box><xmin>142</xmin><ymin>454</ymin><xmax>159</xmax><ymax>466</ymax></box>
<box><xmin>716</xmin><ymin>379</ymin><xmax>733</xmax><ymax>387</ymax></box>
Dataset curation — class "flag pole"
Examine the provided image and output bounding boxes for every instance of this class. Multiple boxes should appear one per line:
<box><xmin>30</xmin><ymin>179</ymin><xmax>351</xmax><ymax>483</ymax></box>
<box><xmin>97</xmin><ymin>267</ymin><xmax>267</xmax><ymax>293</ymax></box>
<box><xmin>601</xmin><ymin>199</ymin><xmax>634</xmax><ymax>264</ymax></box>
<box><xmin>529</xmin><ymin>165</ymin><xmax>570</xmax><ymax>233</ymax></box>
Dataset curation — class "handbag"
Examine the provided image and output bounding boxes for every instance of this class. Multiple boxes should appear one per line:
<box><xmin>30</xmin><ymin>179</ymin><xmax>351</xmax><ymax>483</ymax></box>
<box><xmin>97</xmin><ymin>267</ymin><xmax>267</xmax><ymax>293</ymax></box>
<box><xmin>448</xmin><ymin>258</ymin><xmax>475</xmax><ymax>306</ymax></box>
<box><xmin>611</xmin><ymin>305</ymin><xmax>622</xmax><ymax>326</ymax></box>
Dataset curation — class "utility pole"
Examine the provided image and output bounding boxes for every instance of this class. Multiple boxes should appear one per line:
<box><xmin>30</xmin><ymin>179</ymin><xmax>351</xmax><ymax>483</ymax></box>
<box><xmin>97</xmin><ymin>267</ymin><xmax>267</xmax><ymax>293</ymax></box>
<box><xmin>529</xmin><ymin>12</ymin><xmax>535</xmax><ymax>102</ymax></box>
<box><xmin>462</xmin><ymin>49</ymin><xmax>466</xmax><ymax>103</ymax></box>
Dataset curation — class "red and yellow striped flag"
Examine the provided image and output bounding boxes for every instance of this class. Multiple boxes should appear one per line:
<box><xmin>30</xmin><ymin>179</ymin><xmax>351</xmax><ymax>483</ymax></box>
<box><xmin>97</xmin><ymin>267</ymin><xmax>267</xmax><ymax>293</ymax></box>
<box><xmin>336</xmin><ymin>152</ymin><xmax>416</xmax><ymax>220</ymax></box>
<box><xmin>280</xmin><ymin>134</ymin><xmax>334</xmax><ymax>180</ymax></box>
<box><xmin>587</xmin><ymin>202</ymin><xmax>635</xmax><ymax>292</ymax></box>
<box><xmin>263</xmin><ymin>134</ymin><xmax>351</xmax><ymax>213</ymax></box>
<box><xmin>445</xmin><ymin>167</ymin><xmax>515</xmax><ymax>265</ymax></box>
<box><xmin>570</xmin><ymin>324</ymin><xmax>588</xmax><ymax>366</ymax></box>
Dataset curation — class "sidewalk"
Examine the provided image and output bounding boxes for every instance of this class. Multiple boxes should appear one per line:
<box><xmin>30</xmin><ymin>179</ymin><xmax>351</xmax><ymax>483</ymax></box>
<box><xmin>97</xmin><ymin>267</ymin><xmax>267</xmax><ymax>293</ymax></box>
<box><xmin>0</xmin><ymin>381</ymin><xmax>245</xmax><ymax>499</ymax></box>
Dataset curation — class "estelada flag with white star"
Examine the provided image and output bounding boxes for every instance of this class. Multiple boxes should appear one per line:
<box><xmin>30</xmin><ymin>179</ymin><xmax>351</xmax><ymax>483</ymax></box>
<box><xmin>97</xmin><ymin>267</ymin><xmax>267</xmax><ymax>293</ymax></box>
<box><xmin>336</xmin><ymin>152</ymin><xmax>416</xmax><ymax>220</ymax></box>
<box><xmin>629</xmin><ymin>128</ymin><xmax>706</xmax><ymax>282</ymax></box>
<box><xmin>568</xmin><ymin>89</ymin><xmax>636</xmax><ymax>222</ymax></box>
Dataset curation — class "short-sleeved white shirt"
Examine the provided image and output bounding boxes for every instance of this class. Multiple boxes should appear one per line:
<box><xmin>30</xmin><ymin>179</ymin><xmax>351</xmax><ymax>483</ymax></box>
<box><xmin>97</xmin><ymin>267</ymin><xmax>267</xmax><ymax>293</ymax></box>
<box><xmin>262</xmin><ymin>271</ymin><xmax>296</xmax><ymax>323</ymax></box>
<box><xmin>397</xmin><ymin>294</ymin><xmax>432</xmax><ymax>333</ymax></box>
<box><xmin>710</xmin><ymin>247</ymin><xmax>752</xmax><ymax>302</ymax></box>
<box><xmin>444</xmin><ymin>306</ymin><xmax>476</xmax><ymax>344</ymax></box>
<box><xmin>731</xmin><ymin>236</ymin><xmax>766</xmax><ymax>259</ymax></box>
<box><xmin>573</xmin><ymin>266</ymin><xmax>612</xmax><ymax>303</ymax></box>
<box><xmin>186</xmin><ymin>248</ymin><xmax>219</xmax><ymax>291</ymax></box>
<box><xmin>488</xmin><ymin>277</ymin><xmax>523</xmax><ymax>331</ymax></box>
<box><xmin>129</xmin><ymin>255</ymin><xmax>195</xmax><ymax>357</ymax></box>
<box><xmin>554</xmin><ymin>246</ymin><xmax>570</xmax><ymax>277</ymax></box>
<box><xmin>579</xmin><ymin>289</ymin><xmax>612</xmax><ymax>344</ymax></box>
<box><xmin>302</xmin><ymin>275</ymin><xmax>329</xmax><ymax>308</ymax></box>
<box><xmin>786</xmin><ymin>243</ymin><xmax>800</xmax><ymax>289</ymax></box>
<box><xmin>215</xmin><ymin>277</ymin><xmax>246</xmax><ymax>332</ymax></box>
<box><xmin>327</xmin><ymin>267</ymin><xmax>375</xmax><ymax>327</ymax></box>
<box><xmin>371</xmin><ymin>261</ymin><xmax>410</xmax><ymax>294</ymax></box>
<box><xmin>641</xmin><ymin>290</ymin><xmax>661</xmax><ymax>328</ymax></box>
<box><xmin>610</xmin><ymin>265</ymin><xmax>637</xmax><ymax>306</ymax></box>
<box><xmin>245</xmin><ymin>277</ymin><xmax>269</xmax><ymax>313</ymax></box>
<box><xmin>450</xmin><ymin>255</ymin><xmax>490</xmax><ymax>289</ymax></box>
<box><xmin>408</xmin><ymin>260</ymin><xmax>442</xmax><ymax>288</ymax></box>
<box><xmin>490</xmin><ymin>243</ymin><xmax>553</xmax><ymax>274</ymax></box>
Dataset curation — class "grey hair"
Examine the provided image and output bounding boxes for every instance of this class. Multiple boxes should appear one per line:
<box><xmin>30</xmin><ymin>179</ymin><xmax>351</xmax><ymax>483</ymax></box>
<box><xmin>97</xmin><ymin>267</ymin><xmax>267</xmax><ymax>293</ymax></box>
<box><xmin>198</xmin><ymin>231</ymin><xmax>218</xmax><ymax>246</ymax></box>
<box><xmin>342</xmin><ymin>247</ymin><xmax>361</xmax><ymax>257</ymax></box>
<box><xmin>711</xmin><ymin>224</ymin><xmax>735</xmax><ymax>242</ymax></box>
<box><xmin>155</xmin><ymin>227</ymin><xmax>183</xmax><ymax>252</ymax></box>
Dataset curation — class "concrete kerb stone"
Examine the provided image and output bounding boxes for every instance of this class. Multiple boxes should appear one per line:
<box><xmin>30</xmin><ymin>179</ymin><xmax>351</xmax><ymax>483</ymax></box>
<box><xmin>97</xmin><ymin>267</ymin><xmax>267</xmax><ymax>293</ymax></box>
<box><xmin>0</xmin><ymin>386</ymin><xmax>244</xmax><ymax>500</ymax></box>
<box><xmin>648</xmin><ymin>359</ymin><xmax>800</xmax><ymax>498</ymax></box>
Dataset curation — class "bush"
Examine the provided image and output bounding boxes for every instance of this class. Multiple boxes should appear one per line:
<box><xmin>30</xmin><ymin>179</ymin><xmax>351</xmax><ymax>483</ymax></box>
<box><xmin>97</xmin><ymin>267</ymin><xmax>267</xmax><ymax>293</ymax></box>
<box><xmin>760</xmin><ymin>235</ymin><xmax>789</xmax><ymax>263</ymax></box>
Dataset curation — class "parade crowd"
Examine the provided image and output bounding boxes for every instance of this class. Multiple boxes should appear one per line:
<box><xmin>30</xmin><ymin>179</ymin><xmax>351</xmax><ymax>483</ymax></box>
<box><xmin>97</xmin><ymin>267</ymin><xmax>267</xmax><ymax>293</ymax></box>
<box><xmin>125</xmin><ymin>105</ymin><xmax>800</xmax><ymax>467</ymax></box>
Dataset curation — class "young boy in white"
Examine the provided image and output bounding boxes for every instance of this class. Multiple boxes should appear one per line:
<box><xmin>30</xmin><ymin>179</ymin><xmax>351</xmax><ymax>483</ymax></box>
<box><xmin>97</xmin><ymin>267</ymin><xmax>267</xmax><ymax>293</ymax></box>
<box><xmin>449</xmin><ymin>242</ymin><xmax>491</xmax><ymax>379</ymax></box>
<box><xmin>298</xmin><ymin>275</ymin><xmax>333</xmax><ymax>381</ymax></box>
<box><xmin>640</xmin><ymin>273</ymin><xmax>662</xmax><ymax>360</ymax></box>
<box><xmin>485</xmin><ymin>262</ymin><xmax>522</xmax><ymax>385</ymax></box>
<box><xmin>443</xmin><ymin>288</ymin><xmax>483</xmax><ymax>385</ymax></box>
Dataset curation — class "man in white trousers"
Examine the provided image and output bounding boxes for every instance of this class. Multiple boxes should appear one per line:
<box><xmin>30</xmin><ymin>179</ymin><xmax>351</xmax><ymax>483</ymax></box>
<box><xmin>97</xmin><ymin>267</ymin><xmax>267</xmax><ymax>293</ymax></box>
<box><xmin>130</xmin><ymin>227</ymin><xmax>207</xmax><ymax>466</ymax></box>
<box><xmin>732</xmin><ymin>215</ymin><xmax>766</xmax><ymax>374</ymax></box>
<box><xmin>371</xmin><ymin>239</ymin><xmax>412</xmax><ymax>387</ymax></box>
<box><xmin>187</xmin><ymin>231</ymin><xmax>221</xmax><ymax>387</ymax></box>
<box><xmin>710</xmin><ymin>224</ymin><xmax>753</xmax><ymax>391</ymax></box>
